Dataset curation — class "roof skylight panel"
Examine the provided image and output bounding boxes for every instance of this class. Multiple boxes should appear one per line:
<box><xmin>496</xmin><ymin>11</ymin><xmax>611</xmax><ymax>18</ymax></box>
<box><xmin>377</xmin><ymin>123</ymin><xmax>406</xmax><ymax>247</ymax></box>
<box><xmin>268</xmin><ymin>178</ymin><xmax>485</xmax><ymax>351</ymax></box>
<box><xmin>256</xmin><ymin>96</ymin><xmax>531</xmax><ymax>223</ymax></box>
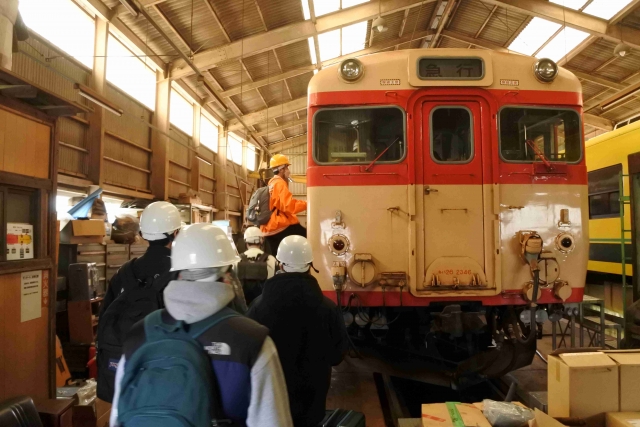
<box><xmin>318</xmin><ymin>29</ymin><xmax>341</xmax><ymax>61</ymax></box>
<box><xmin>582</xmin><ymin>0</ymin><xmax>634</xmax><ymax>20</ymax></box>
<box><xmin>536</xmin><ymin>26</ymin><xmax>590</xmax><ymax>61</ymax></box>
<box><xmin>342</xmin><ymin>21</ymin><xmax>368</xmax><ymax>56</ymax></box>
<box><xmin>508</xmin><ymin>17</ymin><xmax>562</xmax><ymax>56</ymax></box>
<box><xmin>548</xmin><ymin>0</ymin><xmax>588</xmax><ymax>10</ymax></box>
<box><xmin>313</xmin><ymin>0</ymin><xmax>340</xmax><ymax>17</ymax></box>
<box><xmin>342</xmin><ymin>0</ymin><xmax>370</xmax><ymax>8</ymax></box>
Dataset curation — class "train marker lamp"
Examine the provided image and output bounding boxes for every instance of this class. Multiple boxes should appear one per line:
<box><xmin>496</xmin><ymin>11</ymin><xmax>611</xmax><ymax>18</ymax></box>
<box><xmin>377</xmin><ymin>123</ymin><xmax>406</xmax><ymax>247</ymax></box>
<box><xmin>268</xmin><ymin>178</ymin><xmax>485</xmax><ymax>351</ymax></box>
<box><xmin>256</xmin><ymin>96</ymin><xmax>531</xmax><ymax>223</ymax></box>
<box><xmin>339</xmin><ymin>59</ymin><xmax>364</xmax><ymax>83</ymax></box>
<box><xmin>533</xmin><ymin>58</ymin><xmax>558</xmax><ymax>83</ymax></box>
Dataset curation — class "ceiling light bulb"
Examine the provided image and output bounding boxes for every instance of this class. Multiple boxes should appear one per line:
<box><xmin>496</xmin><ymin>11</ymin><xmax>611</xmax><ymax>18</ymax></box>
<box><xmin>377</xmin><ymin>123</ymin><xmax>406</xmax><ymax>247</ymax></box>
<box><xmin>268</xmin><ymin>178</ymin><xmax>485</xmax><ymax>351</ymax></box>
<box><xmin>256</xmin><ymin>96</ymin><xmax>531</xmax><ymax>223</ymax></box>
<box><xmin>372</xmin><ymin>16</ymin><xmax>388</xmax><ymax>32</ymax></box>
<box><xmin>614</xmin><ymin>42</ymin><xmax>630</xmax><ymax>57</ymax></box>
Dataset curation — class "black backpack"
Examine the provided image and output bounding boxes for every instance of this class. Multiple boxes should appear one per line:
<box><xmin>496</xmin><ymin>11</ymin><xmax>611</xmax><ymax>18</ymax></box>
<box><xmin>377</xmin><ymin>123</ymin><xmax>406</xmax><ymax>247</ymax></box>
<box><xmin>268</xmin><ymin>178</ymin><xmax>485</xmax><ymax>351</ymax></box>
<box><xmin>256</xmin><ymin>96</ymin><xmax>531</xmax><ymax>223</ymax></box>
<box><xmin>237</xmin><ymin>252</ymin><xmax>270</xmax><ymax>305</ymax></box>
<box><xmin>96</xmin><ymin>260</ymin><xmax>177</xmax><ymax>402</ymax></box>
<box><xmin>246</xmin><ymin>186</ymin><xmax>273</xmax><ymax>226</ymax></box>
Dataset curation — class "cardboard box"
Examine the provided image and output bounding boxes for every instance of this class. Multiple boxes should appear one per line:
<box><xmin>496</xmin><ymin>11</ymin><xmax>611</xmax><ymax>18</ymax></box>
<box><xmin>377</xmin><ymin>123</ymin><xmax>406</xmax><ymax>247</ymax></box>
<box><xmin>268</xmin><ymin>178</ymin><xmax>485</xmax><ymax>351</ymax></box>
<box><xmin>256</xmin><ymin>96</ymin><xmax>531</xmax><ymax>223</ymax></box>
<box><xmin>60</xmin><ymin>220</ymin><xmax>106</xmax><ymax>244</ymax></box>
<box><xmin>529</xmin><ymin>409</ymin><xmax>606</xmax><ymax>427</ymax></box>
<box><xmin>422</xmin><ymin>403</ymin><xmax>492</xmax><ymax>427</ymax></box>
<box><xmin>603</xmin><ymin>352</ymin><xmax>640</xmax><ymax>412</ymax></box>
<box><xmin>548</xmin><ymin>350</ymin><xmax>619</xmax><ymax>418</ymax></box>
<box><xmin>607</xmin><ymin>413</ymin><xmax>640</xmax><ymax>427</ymax></box>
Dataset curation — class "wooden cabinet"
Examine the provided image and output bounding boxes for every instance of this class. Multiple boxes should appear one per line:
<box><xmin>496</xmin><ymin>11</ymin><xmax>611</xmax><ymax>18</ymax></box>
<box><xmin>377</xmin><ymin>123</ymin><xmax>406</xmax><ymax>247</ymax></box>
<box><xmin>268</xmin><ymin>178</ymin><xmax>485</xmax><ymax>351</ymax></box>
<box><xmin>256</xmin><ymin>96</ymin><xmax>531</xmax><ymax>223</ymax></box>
<box><xmin>68</xmin><ymin>297</ymin><xmax>102</xmax><ymax>344</ymax></box>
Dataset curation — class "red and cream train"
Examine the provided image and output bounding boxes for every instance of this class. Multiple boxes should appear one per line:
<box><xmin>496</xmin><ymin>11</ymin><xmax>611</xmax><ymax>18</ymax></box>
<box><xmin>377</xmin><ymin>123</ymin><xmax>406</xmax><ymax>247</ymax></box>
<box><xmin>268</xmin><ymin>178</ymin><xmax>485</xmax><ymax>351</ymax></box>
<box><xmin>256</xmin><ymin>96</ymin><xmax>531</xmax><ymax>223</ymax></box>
<box><xmin>306</xmin><ymin>49</ymin><xmax>588</xmax><ymax>378</ymax></box>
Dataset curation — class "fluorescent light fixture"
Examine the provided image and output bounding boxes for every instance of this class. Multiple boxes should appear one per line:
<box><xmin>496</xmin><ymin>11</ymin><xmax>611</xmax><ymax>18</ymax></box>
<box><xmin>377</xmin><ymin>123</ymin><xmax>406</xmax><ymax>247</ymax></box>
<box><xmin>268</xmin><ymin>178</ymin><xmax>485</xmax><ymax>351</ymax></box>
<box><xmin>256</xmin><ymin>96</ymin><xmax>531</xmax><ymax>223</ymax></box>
<box><xmin>342</xmin><ymin>0</ymin><xmax>370</xmax><ymax>8</ymax></box>
<box><xmin>508</xmin><ymin>17</ymin><xmax>562</xmax><ymax>56</ymax></box>
<box><xmin>342</xmin><ymin>21</ymin><xmax>368</xmax><ymax>56</ymax></box>
<box><xmin>318</xmin><ymin>29</ymin><xmax>341</xmax><ymax>61</ymax></box>
<box><xmin>301</xmin><ymin>0</ymin><xmax>310</xmax><ymax>20</ymax></box>
<box><xmin>118</xmin><ymin>0</ymin><xmax>139</xmax><ymax>17</ymax></box>
<box><xmin>536</xmin><ymin>26</ymin><xmax>590</xmax><ymax>61</ymax></box>
<box><xmin>75</xmin><ymin>83</ymin><xmax>124</xmax><ymax>116</ymax></box>
<box><xmin>308</xmin><ymin>37</ymin><xmax>317</xmax><ymax>64</ymax></box>
<box><xmin>583</xmin><ymin>0</ymin><xmax>634</xmax><ymax>20</ymax></box>
<box><xmin>313</xmin><ymin>0</ymin><xmax>339</xmax><ymax>17</ymax></box>
<box><xmin>549</xmin><ymin>0</ymin><xmax>587</xmax><ymax>10</ymax></box>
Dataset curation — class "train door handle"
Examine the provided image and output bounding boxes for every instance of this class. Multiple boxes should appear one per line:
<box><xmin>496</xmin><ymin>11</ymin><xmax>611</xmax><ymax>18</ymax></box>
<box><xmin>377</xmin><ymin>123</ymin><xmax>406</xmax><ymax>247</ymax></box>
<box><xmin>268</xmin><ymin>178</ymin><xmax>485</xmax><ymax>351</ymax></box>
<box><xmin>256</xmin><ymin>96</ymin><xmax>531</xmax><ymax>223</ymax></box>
<box><xmin>424</xmin><ymin>186</ymin><xmax>438</xmax><ymax>195</ymax></box>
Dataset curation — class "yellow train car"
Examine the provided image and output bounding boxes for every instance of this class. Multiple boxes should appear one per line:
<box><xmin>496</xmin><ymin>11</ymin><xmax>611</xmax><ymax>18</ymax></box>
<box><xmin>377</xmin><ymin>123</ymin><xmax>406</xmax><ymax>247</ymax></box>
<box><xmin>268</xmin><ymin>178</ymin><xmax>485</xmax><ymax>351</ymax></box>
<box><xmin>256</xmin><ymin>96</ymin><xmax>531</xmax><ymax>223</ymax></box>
<box><xmin>586</xmin><ymin>120</ymin><xmax>640</xmax><ymax>278</ymax></box>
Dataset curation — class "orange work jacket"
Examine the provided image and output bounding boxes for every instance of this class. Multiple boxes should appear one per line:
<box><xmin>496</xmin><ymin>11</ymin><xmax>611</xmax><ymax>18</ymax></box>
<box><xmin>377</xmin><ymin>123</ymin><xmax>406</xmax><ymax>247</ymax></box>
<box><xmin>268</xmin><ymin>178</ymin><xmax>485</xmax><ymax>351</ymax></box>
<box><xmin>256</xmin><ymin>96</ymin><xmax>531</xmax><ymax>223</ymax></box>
<box><xmin>260</xmin><ymin>175</ymin><xmax>307</xmax><ymax>235</ymax></box>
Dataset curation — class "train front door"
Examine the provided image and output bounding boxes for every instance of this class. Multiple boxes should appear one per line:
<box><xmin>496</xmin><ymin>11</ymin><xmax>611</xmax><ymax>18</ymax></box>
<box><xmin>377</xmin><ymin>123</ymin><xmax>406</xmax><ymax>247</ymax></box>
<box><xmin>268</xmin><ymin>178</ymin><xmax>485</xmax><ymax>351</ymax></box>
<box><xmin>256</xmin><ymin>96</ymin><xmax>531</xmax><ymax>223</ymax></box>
<box><xmin>420</xmin><ymin>100</ymin><xmax>486</xmax><ymax>288</ymax></box>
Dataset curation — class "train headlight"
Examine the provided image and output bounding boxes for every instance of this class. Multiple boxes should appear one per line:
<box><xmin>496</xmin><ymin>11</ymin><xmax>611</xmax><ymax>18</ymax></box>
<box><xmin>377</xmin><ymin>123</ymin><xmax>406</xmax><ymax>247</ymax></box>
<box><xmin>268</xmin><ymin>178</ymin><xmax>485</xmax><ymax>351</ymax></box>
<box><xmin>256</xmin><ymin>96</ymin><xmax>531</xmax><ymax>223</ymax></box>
<box><xmin>339</xmin><ymin>59</ymin><xmax>364</xmax><ymax>83</ymax></box>
<box><xmin>534</xmin><ymin>58</ymin><xmax>558</xmax><ymax>83</ymax></box>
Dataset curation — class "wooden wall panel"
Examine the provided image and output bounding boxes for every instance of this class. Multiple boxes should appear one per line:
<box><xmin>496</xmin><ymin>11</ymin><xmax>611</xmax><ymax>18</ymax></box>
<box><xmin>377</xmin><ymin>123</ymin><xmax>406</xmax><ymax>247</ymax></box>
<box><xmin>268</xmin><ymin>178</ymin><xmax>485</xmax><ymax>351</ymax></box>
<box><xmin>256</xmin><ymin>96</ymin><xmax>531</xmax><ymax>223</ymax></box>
<box><xmin>0</xmin><ymin>272</ymin><xmax>49</xmax><ymax>402</ymax></box>
<box><xmin>58</xmin><ymin>118</ymin><xmax>89</xmax><ymax>177</ymax></box>
<box><xmin>0</xmin><ymin>109</ymin><xmax>51</xmax><ymax>179</ymax></box>
<box><xmin>104</xmin><ymin>85</ymin><xmax>152</xmax><ymax>149</ymax></box>
<box><xmin>103</xmin><ymin>160</ymin><xmax>149</xmax><ymax>193</ymax></box>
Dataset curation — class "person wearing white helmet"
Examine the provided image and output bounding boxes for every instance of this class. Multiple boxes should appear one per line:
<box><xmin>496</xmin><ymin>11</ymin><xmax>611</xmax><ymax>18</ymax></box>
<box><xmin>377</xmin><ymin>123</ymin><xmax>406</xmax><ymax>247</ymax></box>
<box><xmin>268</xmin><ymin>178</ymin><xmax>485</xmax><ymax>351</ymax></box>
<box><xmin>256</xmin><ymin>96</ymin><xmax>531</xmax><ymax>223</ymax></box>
<box><xmin>238</xmin><ymin>227</ymin><xmax>277</xmax><ymax>305</ymax></box>
<box><xmin>248</xmin><ymin>236</ymin><xmax>348</xmax><ymax>427</ymax></box>
<box><xmin>110</xmin><ymin>224</ymin><xmax>293</xmax><ymax>427</ymax></box>
<box><xmin>97</xmin><ymin>201</ymin><xmax>181</xmax><ymax>403</ymax></box>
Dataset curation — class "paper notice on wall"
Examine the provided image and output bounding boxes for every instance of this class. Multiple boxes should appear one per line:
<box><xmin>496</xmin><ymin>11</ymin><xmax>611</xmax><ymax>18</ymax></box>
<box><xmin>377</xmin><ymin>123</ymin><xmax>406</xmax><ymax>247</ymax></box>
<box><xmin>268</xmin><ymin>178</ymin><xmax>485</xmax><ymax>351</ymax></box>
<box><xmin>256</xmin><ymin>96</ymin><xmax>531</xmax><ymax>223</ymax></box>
<box><xmin>21</xmin><ymin>271</ymin><xmax>42</xmax><ymax>322</ymax></box>
<box><xmin>628</xmin><ymin>421</ymin><xmax>640</xmax><ymax>427</ymax></box>
<box><xmin>7</xmin><ymin>223</ymin><xmax>34</xmax><ymax>261</ymax></box>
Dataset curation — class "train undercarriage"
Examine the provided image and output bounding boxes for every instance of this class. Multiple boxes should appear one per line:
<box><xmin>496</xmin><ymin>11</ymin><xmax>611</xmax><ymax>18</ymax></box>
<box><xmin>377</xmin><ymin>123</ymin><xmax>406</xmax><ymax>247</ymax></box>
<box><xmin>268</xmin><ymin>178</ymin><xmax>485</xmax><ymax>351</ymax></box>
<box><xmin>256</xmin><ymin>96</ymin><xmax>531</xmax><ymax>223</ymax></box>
<box><xmin>342</xmin><ymin>302</ymin><xmax>562</xmax><ymax>382</ymax></box>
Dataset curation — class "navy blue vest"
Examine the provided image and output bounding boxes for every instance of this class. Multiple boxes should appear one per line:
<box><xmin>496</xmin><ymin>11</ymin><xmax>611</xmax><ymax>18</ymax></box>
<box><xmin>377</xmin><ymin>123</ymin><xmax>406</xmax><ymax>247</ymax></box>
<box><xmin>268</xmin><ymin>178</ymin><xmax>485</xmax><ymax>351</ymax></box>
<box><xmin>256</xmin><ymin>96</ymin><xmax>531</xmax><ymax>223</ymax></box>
<box><xmin>123</xmin><ymin>309</ymin><xmax>268</xmax><ymax>426</ymax></box>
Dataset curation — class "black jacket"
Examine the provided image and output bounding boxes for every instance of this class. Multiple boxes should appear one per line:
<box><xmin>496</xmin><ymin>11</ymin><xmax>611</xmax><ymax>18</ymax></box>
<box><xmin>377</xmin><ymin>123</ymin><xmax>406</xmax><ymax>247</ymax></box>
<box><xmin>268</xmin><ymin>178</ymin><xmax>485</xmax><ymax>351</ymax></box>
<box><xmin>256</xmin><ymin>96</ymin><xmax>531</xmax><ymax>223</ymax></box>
<box><xmin>247</xmin><ymin>272</ymin><xmax>347</xmax><ymax>427</ymax></box>
<box><xmin>99</xmin><ymin>245</ymin><xmax>172</xmax><ymax>318</ymax></box>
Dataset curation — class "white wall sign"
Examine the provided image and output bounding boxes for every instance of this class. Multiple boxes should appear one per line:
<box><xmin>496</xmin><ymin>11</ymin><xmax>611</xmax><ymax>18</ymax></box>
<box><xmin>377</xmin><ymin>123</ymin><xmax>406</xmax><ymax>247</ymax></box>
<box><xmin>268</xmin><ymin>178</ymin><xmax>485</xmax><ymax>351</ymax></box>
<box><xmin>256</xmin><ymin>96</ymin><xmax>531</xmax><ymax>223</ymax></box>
<box><xmin>21</xmin><ymin>271</ymin><xmax>42</xmax><ymax>322</ymax></box>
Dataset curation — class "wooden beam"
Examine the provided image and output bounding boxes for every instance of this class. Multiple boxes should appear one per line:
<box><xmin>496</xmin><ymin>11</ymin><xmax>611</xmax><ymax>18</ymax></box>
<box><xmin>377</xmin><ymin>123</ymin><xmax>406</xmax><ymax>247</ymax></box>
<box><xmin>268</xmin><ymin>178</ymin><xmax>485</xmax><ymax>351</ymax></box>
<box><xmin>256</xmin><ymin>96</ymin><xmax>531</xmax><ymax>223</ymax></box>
<box><xmin>571</xmin><ymin>69</ymin><xmax>627</xmax><ymax>90</ymax></box>
<box><xmin>584</xmin><ymin>113</ymin><xmax>613</xmax><ymax>131</ymax></box>
<box><xmin>557</xmin><ymin>35</ymin><xmax>598</xmax><ymax>66</ymax></box>
<box><xmin>151</xmin><ymin>72</ymin><xmax>171</xmax><ymax>200</ymax></box>
<box><xmin>170</xmin><ymin>0</ymin><xmax>438</xmax><ymax>78</ymax></box>
<box><xmin>432</xmin><ymin>0</ymin><xmax>459</xmax><ymax>47</ymax></box>
<box><xmin>600</xmin><ymin>80</ymin><xmax>640</xmax><ymax>110</ymax></box>
<box><xmin>220</xmin><ymin>66</ymin><xmax>316</xmax><ymax>99</ymax></box>
<box><xmin>228</xmin><ymin>97</ymin><xmax>307</xmax><ymax>130</ymax></box>
<box><xmin>254</xmin><ymin>118</ymin><xmax>306</xmax><ymax>137</ymax></box>
<box><xmin>87</xmin><ymin>17</ymin><xmax>108</xmax><ymax>186</ymax></box>
<box><xmin>268</xmin><ymin>134</ymin><xmax>307</xmax><ymax>153</ymax></box>
<box><xmin>610</xmin><ymin>0</ymin><xmax>640</xmax><ymax>25</ymax></box>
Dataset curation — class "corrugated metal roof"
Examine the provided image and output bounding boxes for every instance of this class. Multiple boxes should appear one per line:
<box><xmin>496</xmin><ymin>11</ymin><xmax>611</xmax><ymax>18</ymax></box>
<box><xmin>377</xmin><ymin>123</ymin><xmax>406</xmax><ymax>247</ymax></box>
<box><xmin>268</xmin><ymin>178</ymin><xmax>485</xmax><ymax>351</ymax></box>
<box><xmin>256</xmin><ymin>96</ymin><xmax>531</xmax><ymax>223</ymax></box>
<box><xmin>156</xmin><ymin>0</ymin><xmax>230</xmax><ymax>53</ymax></box>
<box><xmin>255</xmin><ymin>0</ymin><xmax>304</xmax><ymax>30</ymax></box>
<box><xmin>479</xmin><ymin>6</ymin><xmax>529</xmax><ymax>47</ymax></box>
<box><xmin>231</xmin><ymin>88</ymin><xmax>266</xmax><ymax>114</ymax></box>
<box><xmin>209</xmin><ymin>60</ymin><xmax>252</xmax><ymax>89</ymax></box>
<box><xmin>401</xmin><ymin>3</ymin><xmax>436</xmax><ymax>41</ymax></box>
<box><xmin>258</xmin><ymin>80</ymin><xmax>290</xmax><ymax>106</ymax></box>
<box><xmin>209</xmin><ymin>0</ymin><xmax>266</xmax><ymax>41</ymax></box>
<box><xmin>286</xmin><ymin>71</ymin><xmax>314</xmax><ymax>99</ymax></box>
<box><xmin>275</xmin><ymin>40</ymin><xmax>314</xmax><ymax>72</ymax></box>
<box><xmin>243</xmin><ymin>50</ymin><xmax>283</xmax><ymax>80</ymax></box>
<box><xmin>447</xmin><ymin>0</ymin><xmax>494</xmax><ymax>37</ymax></box>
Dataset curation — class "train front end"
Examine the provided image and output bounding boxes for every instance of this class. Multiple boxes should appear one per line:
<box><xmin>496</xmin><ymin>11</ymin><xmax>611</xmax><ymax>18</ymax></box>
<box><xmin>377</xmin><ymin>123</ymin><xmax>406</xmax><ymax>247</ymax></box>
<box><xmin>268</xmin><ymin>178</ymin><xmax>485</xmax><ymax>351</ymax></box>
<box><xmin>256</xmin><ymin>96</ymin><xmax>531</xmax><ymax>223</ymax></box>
<box><xmin>306</xmin><ymin>49</ymin><xmax>587</xmax><ymax>378</ymax></box>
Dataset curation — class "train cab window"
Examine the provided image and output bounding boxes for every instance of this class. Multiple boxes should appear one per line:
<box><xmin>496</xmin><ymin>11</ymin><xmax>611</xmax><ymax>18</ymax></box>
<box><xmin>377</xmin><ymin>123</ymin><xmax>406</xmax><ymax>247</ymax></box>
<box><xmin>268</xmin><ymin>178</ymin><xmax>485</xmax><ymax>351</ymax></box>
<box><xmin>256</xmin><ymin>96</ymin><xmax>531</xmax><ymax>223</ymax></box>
<box><xmin>313</xmin><ymin>107</ymin><xmax>405</xmax><ymax>164</ymax></box>
<box><xmin>588</xmin><ymin>164</ymin><xmax>622</xmax><ymax>219</ymax></box>
<box><xmin>430</xmin><ymin>107</ymin><xmax>473</xmax><ymax>163</ymax></box>
<box><xmin>500</xmin><ymin>108</ymin><xmax>581</xmax><ymax>163</ymax></box>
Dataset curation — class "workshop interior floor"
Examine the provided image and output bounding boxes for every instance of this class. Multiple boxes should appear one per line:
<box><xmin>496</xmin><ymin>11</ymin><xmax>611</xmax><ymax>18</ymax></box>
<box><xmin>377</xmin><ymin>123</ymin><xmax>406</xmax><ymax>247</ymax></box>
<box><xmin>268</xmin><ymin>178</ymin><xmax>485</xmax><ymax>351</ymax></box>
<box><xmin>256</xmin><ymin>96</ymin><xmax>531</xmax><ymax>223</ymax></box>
<box><xmin>326</xmin><ymin>320</ymin><xmax>619</xmax><ymax>427</ymax></box>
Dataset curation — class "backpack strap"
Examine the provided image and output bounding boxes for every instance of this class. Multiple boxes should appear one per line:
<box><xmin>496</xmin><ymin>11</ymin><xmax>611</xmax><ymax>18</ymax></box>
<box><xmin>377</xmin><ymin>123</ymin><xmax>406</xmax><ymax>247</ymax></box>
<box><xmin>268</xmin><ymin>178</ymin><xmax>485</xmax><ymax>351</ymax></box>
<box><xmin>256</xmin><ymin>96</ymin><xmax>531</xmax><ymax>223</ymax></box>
<box><xmin>188</xmin><ymin>307</ymin><xmax>239</xmax><ymax>339</ymax></box>
<box><xmin>143</xmin><ymin>308</ymin><xmax>239</xmax><ymax>342</ymax></box>
<box><xmin>257</xmin><ymin>251</ymin><xmax>270</xmax><ymax>263</ymax></box>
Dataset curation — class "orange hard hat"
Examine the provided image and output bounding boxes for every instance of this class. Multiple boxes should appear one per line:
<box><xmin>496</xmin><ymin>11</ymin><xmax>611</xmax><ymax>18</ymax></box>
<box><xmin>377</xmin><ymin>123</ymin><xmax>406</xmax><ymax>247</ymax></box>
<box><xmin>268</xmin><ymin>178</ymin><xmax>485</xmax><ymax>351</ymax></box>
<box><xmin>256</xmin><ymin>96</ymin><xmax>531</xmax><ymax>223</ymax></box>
<box><xmin>270</xmin><ymin>154</ymin><xmax>290</xmax><ymax>169</ymax></box>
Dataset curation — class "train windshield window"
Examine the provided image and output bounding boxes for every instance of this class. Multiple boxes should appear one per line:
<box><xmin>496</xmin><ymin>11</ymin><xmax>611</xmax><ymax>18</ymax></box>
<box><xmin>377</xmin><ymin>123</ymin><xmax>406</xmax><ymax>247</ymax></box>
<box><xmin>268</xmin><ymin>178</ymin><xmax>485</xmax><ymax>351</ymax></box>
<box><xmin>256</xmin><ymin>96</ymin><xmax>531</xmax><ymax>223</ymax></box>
<box><xmin>430</xmin><ymin>107</ymin><xmax>473</xmax><ymax>163</ymax></box>
<box><xmin>500</xmin><ymin>108</ymin><xmax>581</xmax><ymax>163</ymax></box>
<box><xmin>313</xmin><ymin>107</ymin><xmax>405</xmax><ymax>164</ymax></box>
<box><xmin>588</xmin><ymin>164</ymin><xmax>622</xmax><ymax>219</ymax></box>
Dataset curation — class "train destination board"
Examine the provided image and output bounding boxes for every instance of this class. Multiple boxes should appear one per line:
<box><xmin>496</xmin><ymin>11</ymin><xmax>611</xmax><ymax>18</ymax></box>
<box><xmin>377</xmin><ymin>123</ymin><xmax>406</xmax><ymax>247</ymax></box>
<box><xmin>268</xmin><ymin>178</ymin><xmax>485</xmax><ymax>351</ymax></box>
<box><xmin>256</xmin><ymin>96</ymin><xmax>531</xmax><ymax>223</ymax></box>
<box><xmin>418</xmin><ymin>58</ymin><xmax>484</xmax><ymax>80</ymax></box>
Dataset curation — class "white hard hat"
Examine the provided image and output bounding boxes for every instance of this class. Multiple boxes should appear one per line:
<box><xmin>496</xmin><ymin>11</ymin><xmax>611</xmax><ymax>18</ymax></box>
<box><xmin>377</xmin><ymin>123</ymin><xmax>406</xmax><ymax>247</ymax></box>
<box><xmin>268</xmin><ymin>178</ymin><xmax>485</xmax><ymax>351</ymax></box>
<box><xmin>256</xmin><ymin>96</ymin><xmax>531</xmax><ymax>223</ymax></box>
<box><xmin>171</xmin><ymin>223</ymin><xmax>241</xmax><ymax>271</ymax></box>
<box><xmin>276</xmin><ymin>235</ymin><xmax>313</xmax><ymax>270</ymax></box>
<box><xmin>140</xmin><ymin>201</ymin><xmax>181</xmax><ymax>241</ymax></box>
<box><xmin>244</xmin><ymin>227</ymin><xmax>263</xmax><ymax>244</ymax></box>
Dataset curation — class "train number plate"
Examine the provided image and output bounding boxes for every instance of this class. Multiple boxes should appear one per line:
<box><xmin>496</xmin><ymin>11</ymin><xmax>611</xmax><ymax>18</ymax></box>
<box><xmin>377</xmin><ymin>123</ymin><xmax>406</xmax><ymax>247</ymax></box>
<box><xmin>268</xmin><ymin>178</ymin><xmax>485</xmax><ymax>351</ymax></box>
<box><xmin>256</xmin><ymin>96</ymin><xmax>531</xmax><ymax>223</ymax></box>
<box><xmin>380</xmin><ymin>79</ymin><xmax>401</xmax><ymax>86</ymax></box>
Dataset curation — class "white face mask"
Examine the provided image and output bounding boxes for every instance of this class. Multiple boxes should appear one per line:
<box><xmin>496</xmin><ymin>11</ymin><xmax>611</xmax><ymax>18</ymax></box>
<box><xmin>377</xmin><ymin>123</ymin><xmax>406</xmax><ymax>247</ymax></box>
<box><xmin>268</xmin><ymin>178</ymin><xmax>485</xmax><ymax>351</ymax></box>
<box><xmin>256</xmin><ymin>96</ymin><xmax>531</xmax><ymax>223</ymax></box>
<box><xmin>282</xmin><ymin>263</ymin><xmax>310</xmax><ymax>273</ymax></box>
<box><xmin>179</xmin><ymin>265</ymin><xmax>230</xmax><ymax>282</ymax></box>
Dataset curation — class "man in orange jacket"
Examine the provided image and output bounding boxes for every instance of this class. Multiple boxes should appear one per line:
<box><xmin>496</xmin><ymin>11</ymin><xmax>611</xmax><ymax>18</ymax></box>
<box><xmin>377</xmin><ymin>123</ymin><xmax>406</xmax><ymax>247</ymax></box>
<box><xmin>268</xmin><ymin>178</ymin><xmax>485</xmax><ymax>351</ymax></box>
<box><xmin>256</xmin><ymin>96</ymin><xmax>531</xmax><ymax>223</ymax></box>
<box><xmin>261</xmin><ymin>154</ymin><xmax>307</xmax><ymax>252</ymax></box>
